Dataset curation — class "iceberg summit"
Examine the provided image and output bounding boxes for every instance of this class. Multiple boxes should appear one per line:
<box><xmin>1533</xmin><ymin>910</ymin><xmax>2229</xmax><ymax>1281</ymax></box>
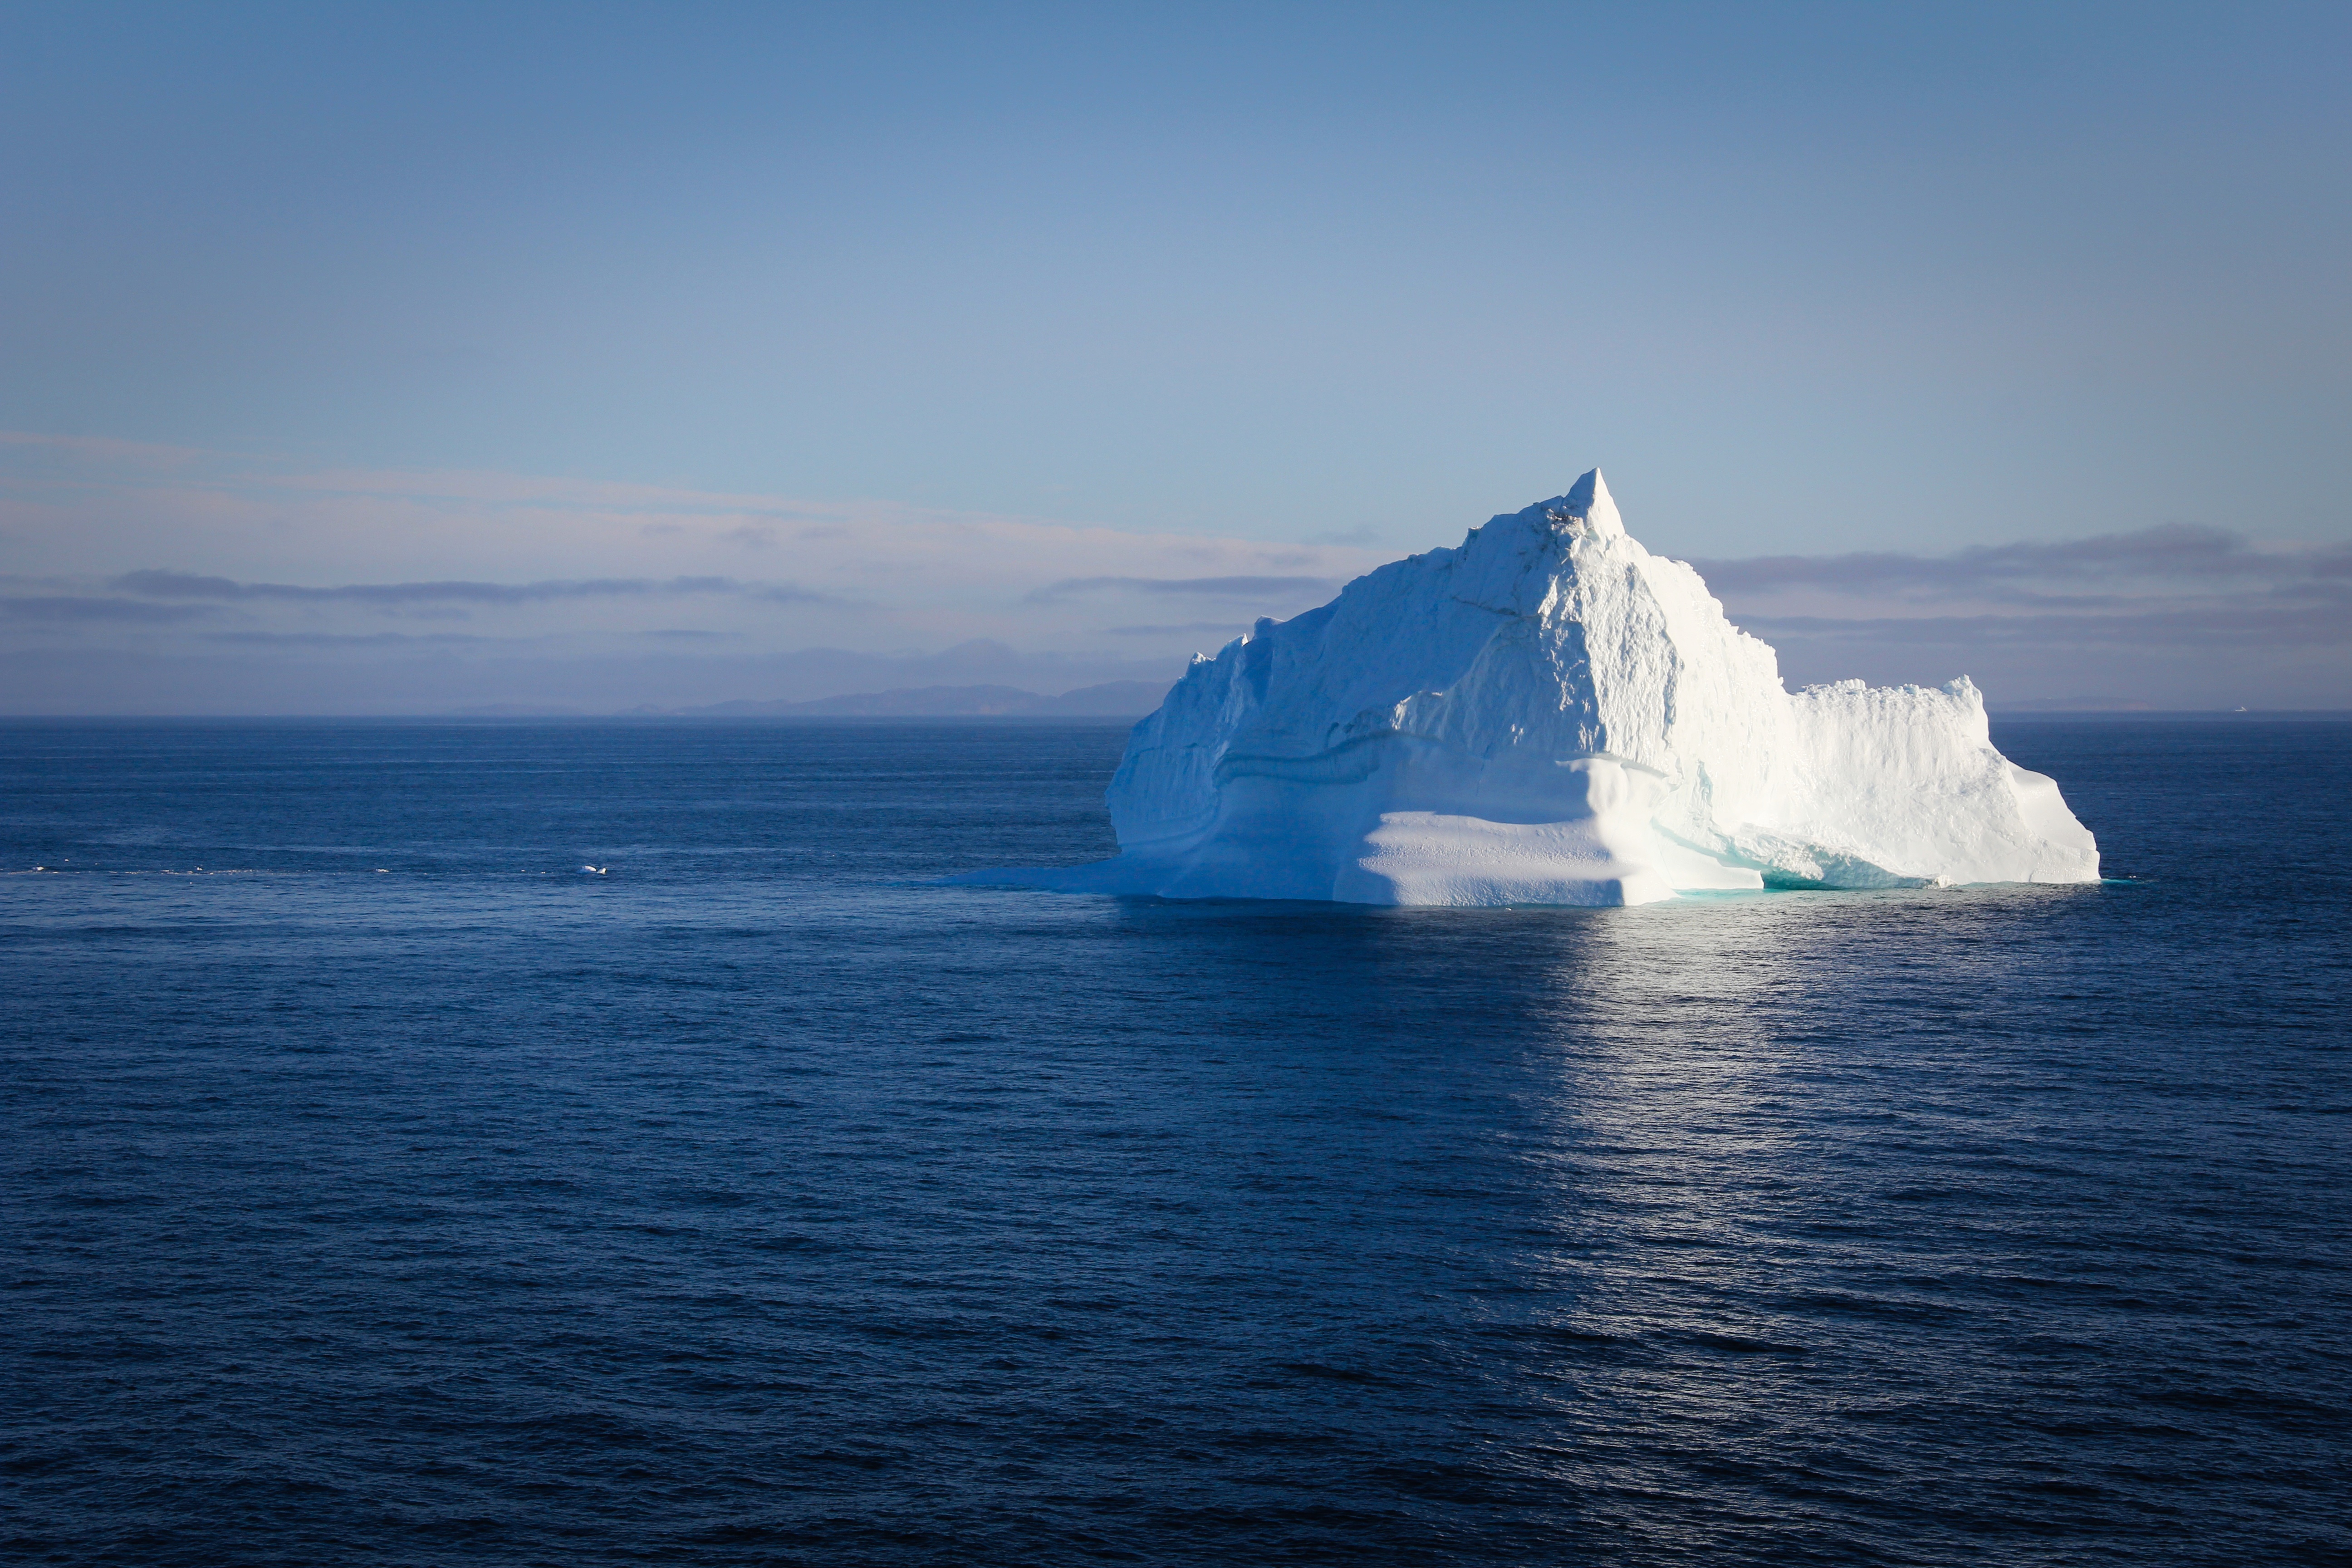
<box><xmin>971</xmin><ymin>471</ymin><xmax>2099</xmax><ymax>906</ymax></box>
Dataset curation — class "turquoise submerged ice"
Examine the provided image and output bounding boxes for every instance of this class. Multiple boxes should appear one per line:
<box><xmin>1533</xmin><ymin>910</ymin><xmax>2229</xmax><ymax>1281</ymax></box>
<box><xmin>987</xmin><ymin>470</ymin><xmax>2099</xmax><ymax>906</ymax></box>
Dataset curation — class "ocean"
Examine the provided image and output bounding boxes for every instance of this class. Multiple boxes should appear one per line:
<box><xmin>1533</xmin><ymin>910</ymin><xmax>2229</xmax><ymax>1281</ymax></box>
<box><xmin>3</xmin><ymin>716</ymin><xmax>2347</xmax><ymax>1566</ymax></box>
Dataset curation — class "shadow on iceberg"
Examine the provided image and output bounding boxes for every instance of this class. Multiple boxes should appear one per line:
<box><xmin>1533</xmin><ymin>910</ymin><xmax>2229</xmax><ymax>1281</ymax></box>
<box><xmin>954</xmin><ymin>470</ymin><xmax>2098</xmax><ymax>908</ymax></box>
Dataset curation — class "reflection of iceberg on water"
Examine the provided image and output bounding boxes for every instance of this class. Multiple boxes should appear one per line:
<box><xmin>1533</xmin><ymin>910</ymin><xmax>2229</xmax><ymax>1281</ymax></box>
<box><xmin>966</xmin><ymin>470</ymin><xmax>2099</xmax><ymax>907</ymax></box>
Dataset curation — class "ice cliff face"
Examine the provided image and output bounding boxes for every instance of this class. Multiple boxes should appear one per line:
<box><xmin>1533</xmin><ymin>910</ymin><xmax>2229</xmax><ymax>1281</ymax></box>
<box><xmin>983</xmin><ymin>471</ymin><xmax>2099</xmax><ymax>906</ymax></box>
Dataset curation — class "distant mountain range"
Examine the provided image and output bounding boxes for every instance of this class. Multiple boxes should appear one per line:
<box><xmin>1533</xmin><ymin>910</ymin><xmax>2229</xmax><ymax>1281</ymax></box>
<box><xmin>653</xmin><ymin>680</ymin><xmax>1172</xmax><ymax>718</ymax></box>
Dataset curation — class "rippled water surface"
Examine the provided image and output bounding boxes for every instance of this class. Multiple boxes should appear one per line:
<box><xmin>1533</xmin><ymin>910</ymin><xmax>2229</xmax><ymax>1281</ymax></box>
<box><xmin>4</xmin><ymin>717</ymin><xmax>2348</xmax><ymax>1566</ymax></box>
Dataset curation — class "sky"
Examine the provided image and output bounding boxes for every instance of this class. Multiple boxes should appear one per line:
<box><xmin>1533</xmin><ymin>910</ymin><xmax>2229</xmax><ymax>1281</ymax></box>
<box><xmin>3</xmin><ymin>1</ymin><xmax>2346</xmax><ymax>712</ymax></box>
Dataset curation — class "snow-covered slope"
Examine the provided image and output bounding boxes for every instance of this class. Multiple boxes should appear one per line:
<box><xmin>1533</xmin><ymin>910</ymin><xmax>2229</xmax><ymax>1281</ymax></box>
<box><xmin>967</xmin><ymin>471</ymin><xmax>2099</xmax><ymax>906</ymax></box>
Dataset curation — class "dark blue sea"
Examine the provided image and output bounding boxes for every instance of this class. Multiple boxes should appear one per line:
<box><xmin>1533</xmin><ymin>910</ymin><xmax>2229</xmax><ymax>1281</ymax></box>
<box><xmin>4</xmin><ymin>717</ymin><xmax>2348</xmax><ymax>1567</ymax></box>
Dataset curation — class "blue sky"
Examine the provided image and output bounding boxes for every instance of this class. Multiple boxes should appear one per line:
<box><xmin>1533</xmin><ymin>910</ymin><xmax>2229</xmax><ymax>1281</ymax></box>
<box><xmin>3</xmin><ymin>2</ymin><xmax>2346</xmax><ymax>710</ymax></box>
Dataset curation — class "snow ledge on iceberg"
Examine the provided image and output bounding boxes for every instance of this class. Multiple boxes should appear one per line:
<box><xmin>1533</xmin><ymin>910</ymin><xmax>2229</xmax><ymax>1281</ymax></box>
<box><xmin>960</xmin><ymin>470</ymin><xmax>2099</xmax><ymax>906</ymax></box>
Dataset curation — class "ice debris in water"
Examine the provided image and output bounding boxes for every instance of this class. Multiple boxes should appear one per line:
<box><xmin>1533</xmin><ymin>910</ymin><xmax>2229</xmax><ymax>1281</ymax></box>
<box><xmin>970</xmin><ymin>470</ymin><xmax>2099</xmax><ymax>906</ymax></box>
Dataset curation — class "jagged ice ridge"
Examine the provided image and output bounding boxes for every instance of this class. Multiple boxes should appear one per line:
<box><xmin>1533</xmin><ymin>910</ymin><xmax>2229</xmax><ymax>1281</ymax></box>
<box><xmin>970</xmin><ymin>471</ymin><xmax>2099</xmax><ymax>906</ymax></box>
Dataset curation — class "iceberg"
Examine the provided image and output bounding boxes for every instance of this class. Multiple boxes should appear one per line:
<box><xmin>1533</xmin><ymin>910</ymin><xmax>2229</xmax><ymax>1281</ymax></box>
<box><xmin>969</xmin><ymin>471</ymin><xmax>2099</xmax><ymax>906</ymax></box>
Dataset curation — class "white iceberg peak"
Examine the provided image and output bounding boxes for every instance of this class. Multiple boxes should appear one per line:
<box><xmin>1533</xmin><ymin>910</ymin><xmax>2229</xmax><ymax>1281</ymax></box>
<box><xmin>968</xmin><ymin>474</ymin><xmax>2099</xmax><ymax>906</ymax></box>
<box><xmin>1543</xmin><ymin>467</ymin><xmax>1623</xmax><ymax>537</ymax></box>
